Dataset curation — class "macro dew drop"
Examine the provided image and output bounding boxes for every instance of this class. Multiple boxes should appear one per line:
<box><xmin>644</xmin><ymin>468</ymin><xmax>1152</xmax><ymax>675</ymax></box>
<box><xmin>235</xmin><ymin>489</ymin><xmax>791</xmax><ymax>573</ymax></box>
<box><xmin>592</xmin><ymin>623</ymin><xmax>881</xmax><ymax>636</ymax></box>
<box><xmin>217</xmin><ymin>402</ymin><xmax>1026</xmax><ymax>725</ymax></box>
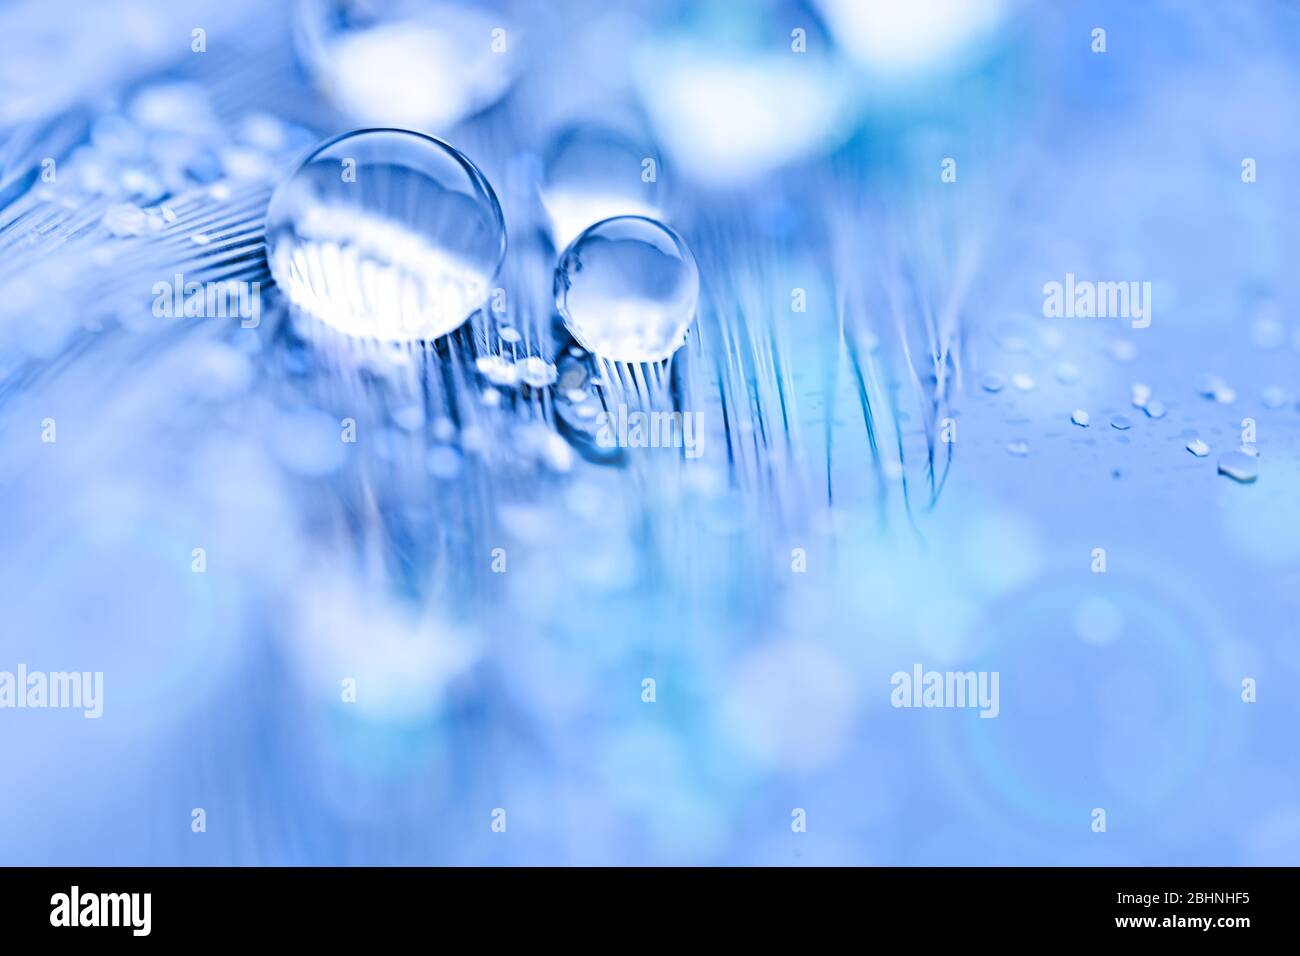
<box><xmin>293</xmin><ymin>0</ymin><xmax>517</xmax><ymax>130</ymax></box>
<box><xmin>539</xmin><ymin>125</ymin><xmax>664</xmax><ymax>252</ymax></box>
<box><xmin>266</xmin><ymin>128</ymin><xmax>505</xmax><ymax>342</ymax></box>
<box><xmin>554</xmin><ymin>215</ymin><xmax>700</xmax><ymax>363</ymax></box>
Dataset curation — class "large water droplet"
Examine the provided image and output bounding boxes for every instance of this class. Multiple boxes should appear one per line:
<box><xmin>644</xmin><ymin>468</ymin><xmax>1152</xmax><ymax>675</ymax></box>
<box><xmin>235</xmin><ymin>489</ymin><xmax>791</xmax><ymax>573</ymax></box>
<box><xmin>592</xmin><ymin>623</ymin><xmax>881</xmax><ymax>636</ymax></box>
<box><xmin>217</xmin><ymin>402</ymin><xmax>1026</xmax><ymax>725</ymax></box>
<box><xmin>554</xmin><ymin>215</ymin><xmax>699</xmax><ymax>362</ymax></box>
<box><xmin>266</xmin><ymin>128</ymin><xmax>505</xmax><ymax>342</ymax></box>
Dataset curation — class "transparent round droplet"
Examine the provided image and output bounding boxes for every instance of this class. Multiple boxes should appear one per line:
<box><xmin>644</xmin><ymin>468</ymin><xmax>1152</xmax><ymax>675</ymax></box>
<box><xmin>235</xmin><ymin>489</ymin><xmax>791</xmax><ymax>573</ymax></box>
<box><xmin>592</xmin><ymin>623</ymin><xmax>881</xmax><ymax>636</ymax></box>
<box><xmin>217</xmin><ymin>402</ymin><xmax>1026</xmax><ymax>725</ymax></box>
<box><xmin>554</xmin><ymin>215</ymin><xmax>699</xmax><ymax>363</ymax></box>
<box><xmin>539</xmin><ymin>125</ymin><xmax>664</xmax><ymax>251</ymax></box>
<box><xmin>267</xmin><ymin>128</ymin><xmax>506</xmax><ymax>342</ymax></box>
<box><xmin>293</xmin><ymin>0</ymin><xmax>517</xmax><ymax>130</ymax></box>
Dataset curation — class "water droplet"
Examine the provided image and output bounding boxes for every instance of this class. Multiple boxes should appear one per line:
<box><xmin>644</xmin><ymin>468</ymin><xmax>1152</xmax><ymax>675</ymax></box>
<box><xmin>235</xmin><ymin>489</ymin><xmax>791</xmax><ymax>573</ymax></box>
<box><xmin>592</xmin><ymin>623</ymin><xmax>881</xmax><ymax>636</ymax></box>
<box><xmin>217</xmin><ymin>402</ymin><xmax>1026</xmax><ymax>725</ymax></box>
<box><xmin>1143</xmin><ymin>399</ymin><xmax>1166</xmax><ymax>419</ymax></box>
<box><xmin>1109</xmin><ymin>414</ymin><xmax>1131</xmax><ymax>430</ymax></box>
<box><xmin>1262</xmin><ymin>386</ymin><xmax>1286</xmax><ymax>409</ymax></box>
<box><xmin>540</xmin><ymin>125</ymin><xmax>664</xmax><ymax>251</ymax></box>
<box><xmin>1186</xmin><ymin>438</ymin><xmax>1210</xmax><ymax>457</ymax></box>
<box><xmin>979</xmin><ymin>373</ymin><xmax>1004</xmax><ymax>393</ymax></box>
<box><xmin>1006</xmin><ymin>439</ymin><xmax>1029</xmax><ymax>456</ymax></box>
<box><xmin>475</xmin><ymin>354</ymin><xmax>519</xmax><ymax>386</ymax></box>
<box><xmin>554</xmin><ymin>215</ymin><xmax>699</xmax><ymax>362</ymax></box>
<box><xmin>267</xmin><ymin>129</ymin><xmax>505</xmax><ymax>342</ymax></box>
<box><xmin>498</xmin><ymin>326</ymin><xmax>522</xmax><ymax>345</ymax></box>
<box><xmin>1071</xmin><ymin>410</ymin><xmax>1089</xmax><ymax>427</ymax></box>
<box><xmin>518</xmin><ymin>356</ymin><xmax>558</xmax><ymax>388</ymax></box>
<box><xmin>1011</xmin><ymin>373</ymin><xmax>1034</xmax><ymax>391</ymax></box>
<box><xmin>1218</xmin><ymin>452</ymin><xmax>1259</xmax><ymax>483</ymax></box>
<box><xmin>1130</xmin><ymin>383</ymin><xmax>1151</xmax><ymax>408</ymax></box>
<box><xmin>294</xmin><ymin>0</ymin><xmax>517</xmax><ymax>130</ymax></box>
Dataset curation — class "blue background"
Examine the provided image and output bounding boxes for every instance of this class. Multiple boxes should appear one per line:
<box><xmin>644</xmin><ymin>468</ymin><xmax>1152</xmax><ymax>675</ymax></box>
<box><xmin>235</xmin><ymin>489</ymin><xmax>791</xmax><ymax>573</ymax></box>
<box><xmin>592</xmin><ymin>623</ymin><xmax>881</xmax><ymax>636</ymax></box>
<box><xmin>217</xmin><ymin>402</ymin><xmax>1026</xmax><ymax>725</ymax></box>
<box><xmin>0</xmin><ymin>0</ymin><xmax>1298</xmax><ymax>865</ymax></box>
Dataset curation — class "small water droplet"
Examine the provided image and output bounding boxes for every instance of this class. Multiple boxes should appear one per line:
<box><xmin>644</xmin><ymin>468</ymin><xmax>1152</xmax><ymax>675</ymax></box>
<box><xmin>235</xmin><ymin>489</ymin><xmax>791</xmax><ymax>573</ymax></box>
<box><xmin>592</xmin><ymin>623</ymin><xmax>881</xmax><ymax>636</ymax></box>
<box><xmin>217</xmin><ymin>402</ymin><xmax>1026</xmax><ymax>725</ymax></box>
<box><xmin>1110</xmin><ymin>414</ymin><xmax>1132</xmax><ymax>430</ymax></box>
<box><xmin>980</xmin><ymin>373</ymin><xmax>1004</xmax><ymax>393</ymax></box>
<box><xmin>1007</xmin><ymin>439</ymin><xmax>1029</xmax><ymax>456</ymax></box>
<box><xmin>1011</xmin><ymin>373</ymin><xmax>1034</xmax><ymax>391</ymax></box>
<box><xmin>1130</xmin><ymin>383</ymin><xmax>1151</xmax><ymax>408</ymax></box>
<box><xmin>1071</xmin><ymin>410</ymin><xmax>1090</xmax><ymax>427</ymax></box>
<box><xmin>1186</xmin><ymin>438</ymin><xmax>1210</xmax><ymax>457</ymax></box>
<box><xmin>518</xmin><ymin>356</ymin><xmax>558</xmax><ymax>388</ymax></box>
<box><xmin>1262</xmin><ymin>386</ymin><xmax>1286</xmax><ymax>409</ymax></box>
<box><xmin>555</xmin><ymin>215</ymin><xmax>699</xmax><ymax>362</ymax></box>
<box><xmin>1143</xmin><ymin>400</ymin><xmax>1166</xmax><ymax>419</ymax></box>
<box><xmin>476</xmin><ymin>354</ymin><xmax>519</xmax><ymax>386</ymax></box>
<box><xmin>498</xmin><ymin>326</ymin><xmax>522</xmax><ymax>345</ymax></box>
<box><xmin>1217</xmin><ymin>451</ymin><xmax>1258</xmax><ymax>483</ymax></box>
